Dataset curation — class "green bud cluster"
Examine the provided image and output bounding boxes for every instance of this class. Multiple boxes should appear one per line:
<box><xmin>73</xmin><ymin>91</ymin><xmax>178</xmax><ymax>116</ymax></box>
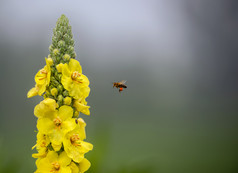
<box><xmin>49</xmin><ymin>14</ymin><xmax>76</xmax><ymax>64</ymax></box>
<box><xmin>44</xmin><ymin>14</ymin><xmax>76</xmax><ymax>109</ymax></box>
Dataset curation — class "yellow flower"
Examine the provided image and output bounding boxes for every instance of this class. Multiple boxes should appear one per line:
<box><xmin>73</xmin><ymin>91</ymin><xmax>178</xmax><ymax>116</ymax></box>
<box><xmin>27</xmin><ymin>58</ymin><xmax>51</xmax><ymax>98</ymax></box>
<box><xmin>63</xmin><ymin>118</ymin><xmax>93</xmax><ymax>163</ymax></box>
<box><xmin>61</xmin><ymin>59</ymin><xmax>90</xmax><ymax>99</ymax></box>
<box><xmin>35</xmin><ymin>151</ymin><xmax>71</xmax><ymax>173</ymax></box>
<box><xmin>34</xmin><ymin>98</ymin><xmax>58</xmax><ymax>119</ymax></box>
<box><xmin>73</xmin><ymin>98</ymin><xmax>90</xmax><ymax>115</ymax></box>
<box><xmin>37</xmin><ymin>105</ymin><xmax>76</xmax><ymax>151</ymax></box>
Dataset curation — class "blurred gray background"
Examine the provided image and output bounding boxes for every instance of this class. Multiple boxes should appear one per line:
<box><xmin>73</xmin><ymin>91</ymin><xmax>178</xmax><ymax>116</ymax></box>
<box><xmin>0</xmin><ymin>0</ymin><xmax>238</xmax><ymax>172</ymax></box>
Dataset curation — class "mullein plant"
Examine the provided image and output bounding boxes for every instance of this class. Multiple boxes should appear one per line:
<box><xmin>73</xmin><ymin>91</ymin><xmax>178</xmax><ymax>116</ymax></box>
<box><xmin>27</xmin><ymin>15</ymin><xmax>93</xmax><ymax>173</ymax></box>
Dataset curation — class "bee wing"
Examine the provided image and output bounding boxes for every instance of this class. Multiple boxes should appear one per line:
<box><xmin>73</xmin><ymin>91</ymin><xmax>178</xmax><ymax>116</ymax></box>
<box><xmin>119</xmin><ymin>80</ymin><xmax>127</xmax><ymax>84</ymax></box>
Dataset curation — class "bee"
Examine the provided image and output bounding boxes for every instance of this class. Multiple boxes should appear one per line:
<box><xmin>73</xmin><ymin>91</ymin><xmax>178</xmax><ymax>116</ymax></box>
<box><xmin>113</xmin><ymin>80</ymin><xmax>127</xmax><ymax>92</ymax></box>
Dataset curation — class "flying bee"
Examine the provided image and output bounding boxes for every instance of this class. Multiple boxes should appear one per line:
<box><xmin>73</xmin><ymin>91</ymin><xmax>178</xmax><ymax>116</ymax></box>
<box><xmin>113</xmin><ymin>80</ymin><xmax>127</xmax><ymax>92</ymax></box>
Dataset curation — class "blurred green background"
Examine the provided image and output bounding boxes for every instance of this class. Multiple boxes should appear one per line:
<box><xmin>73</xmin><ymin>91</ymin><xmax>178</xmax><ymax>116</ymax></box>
<box><xmin>0</xmin><ymin>0</ymin><xmax>238</xmax><ymax>173</ymax></box>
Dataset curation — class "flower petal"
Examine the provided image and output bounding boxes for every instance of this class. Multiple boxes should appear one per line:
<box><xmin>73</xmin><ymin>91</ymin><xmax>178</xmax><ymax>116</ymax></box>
<box><xmin>58</xmin><ymin>105</ymin><xmax>73</xmax><ymax>120</ymax></box>
<box><xmin>58</xmin><ymin>151</ymin><xmax>71</xmax><ymax>166</ymax></box>
<box><xmin>37</xmin><ymin>118</ymin><xmax>54</xmax><ymax>134</ymax></box>
<box><xmin>69</xmin><ymin>59</ymin><xmax>82</xmax><ymax>73</ymax></box>
<box><xmin>78</xmin><ymin>158</ymin><xmax>91</xmax><ymax>173</ymax></box>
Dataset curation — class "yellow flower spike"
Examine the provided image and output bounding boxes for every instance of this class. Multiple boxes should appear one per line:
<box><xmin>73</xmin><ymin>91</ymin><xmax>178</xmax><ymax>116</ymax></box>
<box><xmin>56</xmin><ymin>63</ymin><xmax>64</xmax><ymax>73</ymax></box>
<box><xmin>53</xmin><ymin>49</ymin><xmax>59</xmax><ymax>55</ymax></box>
<box><xmin>50</xmin><ymin>88</ymin><xmax>58</xmax><ymax>97</ymax></box>
<box><xmin>73</xmin><ymin>98</ymin><xmax>90</xmax><ymax>115</ymax></box>
<box><xmin>61</xmin><ymin>59</ymin><xmax>90</xmax><ymax>99</ymax></box>
<box><xmin>34</xmin><ymin>98</ymin><xmax>58</xmax><ymax>119</ymax></box>
<box><xmin>37</xmin><ymin>105</ymin><xmax>76</xmax><ymax>147</ymax></box>
<box><xmin>28</xmin><ymin>15</ymin><xmax>93</xmax><ymax>172</ymax></box>
<box><xmin>64</xmin><ymin>96</ymin><xmax>72</xmax><ymax>105</ymax></box>
<box><xmin>35</xmin><ymin>151</ymin><xmax>71</xmax><ymax>173</ymax></box>
<box><xmin>63</xmin><ymin>119</ymin><xmax>92</xmax><ymax>163</ymax></box>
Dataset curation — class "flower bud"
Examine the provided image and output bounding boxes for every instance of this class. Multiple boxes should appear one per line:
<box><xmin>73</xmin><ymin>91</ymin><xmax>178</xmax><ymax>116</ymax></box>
<box><xmin>47</xmin><ymin>58</ymin><xmax>54</xmax><ymax>66</ymax></box>
<box><xmin>56</xmin><ymin>63</ymin><xmax>64</xmax><ymax>72</ymax></box>
<box><xmin>63</xmin><ymin>54</ymin><xmax>70</xmax><ymax>61</ymax></box>
<box><xmin>57</xmin><ymin>84</ymin><xmax>63</xmax><ymax>94</ymax></box>
<box><xmin>51</xmin><ymin>77</ymin><xmax>59</xmax><ymax>86</ymax></box>
<box><xmin>69</xmin><ymin>46</ymin><xmax>74</xmax><ymax>53</ymax></box>
<box><xmin>49</xmin><ymin>45</ymin><xmax>53</xmax><ymax>51</ymax></box>
<box><xmin>58</xmin><ymin>40</ymin><xmax>65</xmax><ymax>48</ymax></box>
<box><xmin>53</xmin><ymin>49</ymin><xmax>59</xmax><ymax>55</ymax></box>
<box><xmin>51</xmin><ymin>88</ymin><xmax>58</xmax><ymax>97</ymax></box>
<box><xmin>63</xmin><ymin>90</ymin><xmax>69</xmax><ymax>97</ymax></box>
<box><xmin>73</xmin><ymin>110</ymin><xmax>79</xmax><ymax>118</ymax></box>
<box><xmin>64</xmin><ymin>97</ymin><xmax>72</xmax><ymax>105</ymax></box>
<box><xmin>57</xmin><ymin>95</ymin><xmax>64</xmax><ymax>106</ymax></box>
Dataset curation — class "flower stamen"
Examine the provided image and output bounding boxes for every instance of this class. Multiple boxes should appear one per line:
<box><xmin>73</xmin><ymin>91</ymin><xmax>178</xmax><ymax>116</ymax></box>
<box><xmin>51</xmin><ymin>162</ymin><xmax>60</xmax><ymax>172</ymax></box>
<box><xmin>70</xmin><ymin>134</ymin><xmax>81</xmax><ymax>146</ymax></box>
<box><xmin>71</xmin><ymin>71</ymin><xmax>83</xmax><ymax>84</ymax></box>
<box><xmin>71</xmin><ymin>71</ymin><xmax>81</xmax><ymax>80</ymax></box>
<box><xmin>53</xmin><ymin>117</ymin><xmax>62</xmax><ymax>127</ymax></box>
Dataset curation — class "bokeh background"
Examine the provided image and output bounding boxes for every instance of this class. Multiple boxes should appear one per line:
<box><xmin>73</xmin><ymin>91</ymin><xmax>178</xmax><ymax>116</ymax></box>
<box><xmin>0</xmin><ymin>0</ymin><xmax>238</xmax><ymax>172</ymax></box>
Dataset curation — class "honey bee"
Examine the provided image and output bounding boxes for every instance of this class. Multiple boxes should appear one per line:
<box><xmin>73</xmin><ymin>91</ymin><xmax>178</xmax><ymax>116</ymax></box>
<box><xmin>113</xmin><ymin>80</ymin><xmax>127</xmax><ymax>92</ymax></box>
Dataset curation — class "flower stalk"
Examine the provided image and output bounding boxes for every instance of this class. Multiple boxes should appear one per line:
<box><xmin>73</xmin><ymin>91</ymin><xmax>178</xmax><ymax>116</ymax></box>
<box><xmin>28</xmin><ymin>14</ymin><xmax>92</xmax><ymax>173</ymax></box>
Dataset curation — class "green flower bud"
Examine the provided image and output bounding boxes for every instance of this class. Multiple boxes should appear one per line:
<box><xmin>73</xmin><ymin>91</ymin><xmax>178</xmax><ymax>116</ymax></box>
<box><xmin>69</xmin><ymin>46</ymin><xmax>74</xmax><ymax>53</ymax></box>
<box><xmin>58</xmin><ymin>74</ymin><xmax>62</xmax><ymax>80</ymax></box>
<box><xmin>57</xmin><ymin>94</ymin><xmax>64</xmax><ymax>106</ymax></box>
<box><xmin>57</xmin><ymin>84</ymin><xmax>63</xmax><ymax>94</ymax></box>
<box><xmin>49</xmin><ymin>44</ymin><xmax>53</xmax><ymax>50</ymax></box>
<box><xmin>63</xmin><ymin>54</ymin><xmax>70</xmax><ymax>61</ymax></box>
<box><xmin>73</xmin><ymin>110</ymin><xmax>79</xmax><ymax>118</ymax></box>
<box><xmin>53</xmin><ymin>49</ymin><xmax>59</xmax><ymax>55</ymax></box>
<box><xmin>58</xmin><ymin>40</ymin><xmax>65</xmax><ymax>48</ymax></box>
<box><xmin>63</xmin><ymin>90</ymin><xmax>69</xmax><ymax>97</ymax></box>
<box><xmin>51</xmin><ymin>77</ymin><xmax>59</xmax><ymax>86</ymax></box>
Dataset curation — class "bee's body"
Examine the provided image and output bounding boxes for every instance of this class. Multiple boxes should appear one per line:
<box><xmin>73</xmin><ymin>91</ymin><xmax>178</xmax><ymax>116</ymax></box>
<box><xmin>113</xmin><ymin>80</ymin><xmax>127</xmax><ymax>92</ymax></box>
